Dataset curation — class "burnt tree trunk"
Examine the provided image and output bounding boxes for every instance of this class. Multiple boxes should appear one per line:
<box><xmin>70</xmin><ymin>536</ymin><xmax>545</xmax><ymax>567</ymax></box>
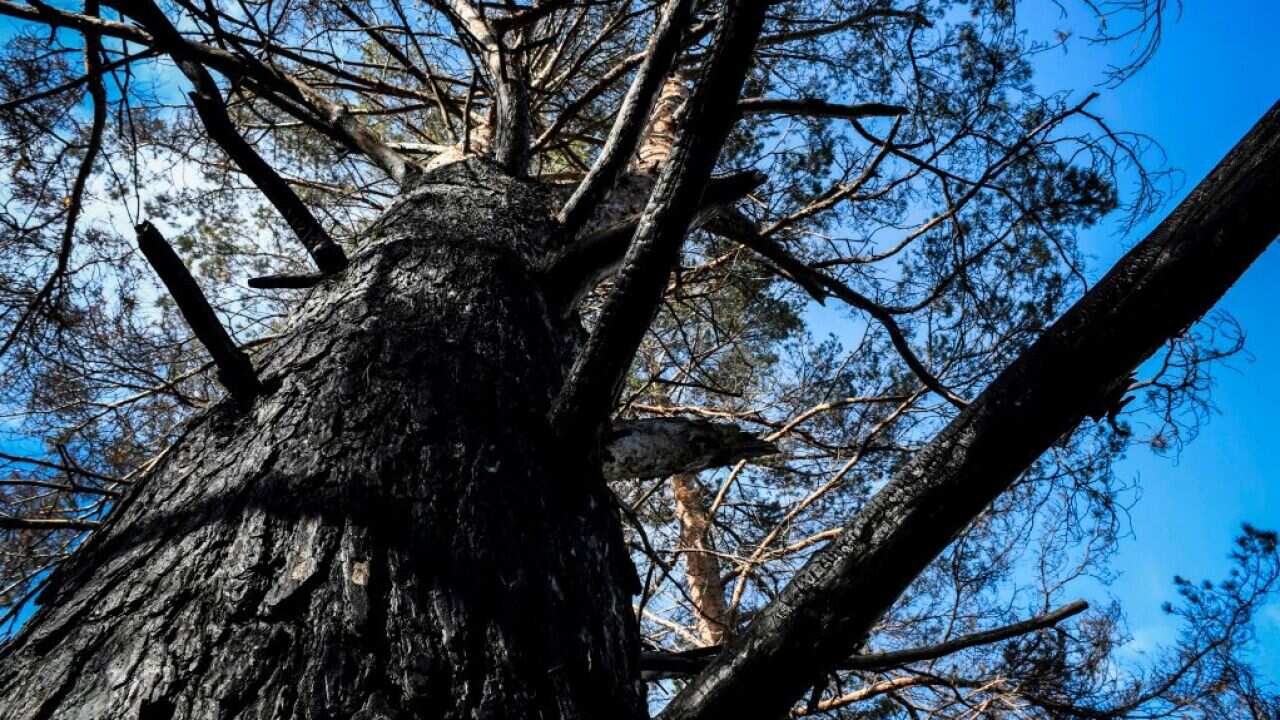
<box><xmin>0</xmin><ymin>161</ymin><xmax>646</xmax><ymax>720</ymax></box>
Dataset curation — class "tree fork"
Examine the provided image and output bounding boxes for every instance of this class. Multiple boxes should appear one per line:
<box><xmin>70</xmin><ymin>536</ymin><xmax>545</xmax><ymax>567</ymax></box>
<box><xmin>557</xmin><ymin>0</ymin><xmax>696</xmax><ymax>237</ymax></box>
<box><xmin>551</xmin><ymin>0</ymin><xmax>771</xmax><ymax>440</ymax></box>
<box><xmin>661</xmin><ymin>100</ymin><xmax>1280</xmax><ymax>720</ymax></box>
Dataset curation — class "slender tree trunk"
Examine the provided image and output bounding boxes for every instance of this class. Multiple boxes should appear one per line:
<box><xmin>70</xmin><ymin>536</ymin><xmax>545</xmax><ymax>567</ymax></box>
<box><xmin>670</xmin><ymin>473</ymin><xmax>731</xmax><ymax>646</ymax></box>
<box><xmin>0</xmin><ymin>161</ymin><xmax>645</xmax><ymax>720</ymax></box>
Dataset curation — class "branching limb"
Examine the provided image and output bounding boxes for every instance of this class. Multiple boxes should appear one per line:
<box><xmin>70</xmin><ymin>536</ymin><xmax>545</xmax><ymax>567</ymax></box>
<box><xmin>837</xmin><ymin>600</ymin><xmax>1089</xmax><ymax>671</ymax></box>
<box><xmin>134</xmin><ymin>222</ymin><xmax>262</xmax><ymax>406</ymax></box>
<box><xmin>641</xmin><ymin>597</ymin><xmax>1089</xmax><ymax>679</ymax></box>
<box><xmin>276</xmin><ymin>74</ymin><xmax>421</xmax><ymax>184</ymax></box>
<box><xmin>335</xmin><ymin>0</ymin><xmax>461</xmax><ymax>138</ymax></box>
<box><xmin>557</xmin><ymin>0</ymin><xmax>696</xmax><ymax>236</ymax></box>
<box><xmin>433</xmin><ymin>0</ymin><xmax>530</xmax><ymax>173</ymax></box>
<box><xmin>660</xmin><ymin>99</ymin><xmax>1280</xmax><ymax>720</ymax></box>
<box><xmin>532</xmin><ymin>20</ymin><xmax>715</xmax><ymax>153</ymax></box>
<box><xmin>0</xmin><ymin>3</ymin><xmax>106</xmax><ymax>360</ymax></box>
<box><xmin>107</xmin><ymin>0</ymin><xmax>348</xmax><ymax>273</ymax></box>
<box><xmin>0</xmin><ymin>451</ymin><xmax>121</xmax><ymax>486</ymax></box>
<box><xmin>550</xmin><ymin>0</ymin><xmax>771</xmax><ymax>442</ymax></box>
<box><xmin>708</xmin><ymin>209</ymin><xmax>967</xmax><ymax>408</ymax></box>
<box><xmin>0</xmin><ymin>0</ymin><xmax>418</xmax><ymax>184</ymax></box>
<box><xmin>701</xmin><ymin>209</ymin><xmax>827</xmax><ymax>301</ymax></box>
<box><xmin>0</xmin><ymin>46</ymin><xmax>153</xmax><ymax>112</ymax></box>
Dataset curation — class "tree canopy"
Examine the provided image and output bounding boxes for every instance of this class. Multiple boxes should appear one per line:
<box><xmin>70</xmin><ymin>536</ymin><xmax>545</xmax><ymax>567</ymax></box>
<box><xmin>0</xmin><ymin>0</ymin><xmax>1276</xmax><ymax>717</ymax></box>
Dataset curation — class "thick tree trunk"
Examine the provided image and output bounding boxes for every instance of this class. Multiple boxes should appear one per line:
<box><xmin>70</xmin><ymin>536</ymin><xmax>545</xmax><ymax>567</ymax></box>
<box><xmin>0</xmin><ymin>161</ymin><xmax>645</xmax><ymax>720</ymax></box>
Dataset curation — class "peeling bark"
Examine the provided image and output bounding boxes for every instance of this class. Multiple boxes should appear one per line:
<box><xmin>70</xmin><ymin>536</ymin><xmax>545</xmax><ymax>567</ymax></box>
<box><xmin>558</xmin><ymin>0</ymin><xmax>696</xmax><ymax>237</ymax></box>
<box><xmin>633</xmin><ymin>72</ymin><xmax>690</xmax><ymax>174</ymax></box>
<box><xmin>670</xmin><ymin>474</ymin><xmax>732</xmax><ymax>646</ymax></box>
<box><xmin>0</xmin><ymin>160</ymin><xmax>643</xmax><ymax>720</ymax></box>
<box><xmin>559</xmin><ymin>71</ymin><xmax>693</xmax><ymax>248</ymax></box>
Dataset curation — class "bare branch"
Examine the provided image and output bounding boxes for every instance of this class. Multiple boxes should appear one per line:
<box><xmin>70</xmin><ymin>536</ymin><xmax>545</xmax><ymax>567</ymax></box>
<box><xmin>737</xmin><ymin>97</ymin><xmax>907</xmax><ymax>121</ymax></box>
<box><xmin>134</xmin><ymin>222</ymin><xmax>262</xmax><ymax>405</ymax></box>
<box><xmin>550</xmin><ymin>0</ymin><xmax>772</xmax><ymax>441</ymax></box>
<box><xmin>0</xmin><ymin>452</ymin><xmax>121</xmax><ymax>486</ymax></box>
<box><xmin>707</xmin><ymin>210</ymin><xmax>968</xmax><ymax>408</ymax></box>
<box><xmin>0</xmin><ymin>517</ymin><xmax>101</xmax><ymax>532</ymax></box>
<box><xmin>109</xmin><ymin>2</ymin><xmax>348</xmax><ymax>273</ymax></box>
<box><xmin>558</xmin><ymin>0</ymin><xmax>696</xmax><ymax>236</ymax></box>
<box><xmin>10</xmin><ymin>0</ymin><xmax>419</xmax><ymax>183</ymax></box>
<box><xmin>660</xmin><ymin>99</ymin><xmax>1280</xmax><ymax>720</ymax></box>
<box><xmin>838</xmin><ymin>600</ymin><xmax>1089</xmax><ymax>670</ymax></box>
<box><xmin>602</xmin><ymin>418</ymin><xmax>776</xmax><ymax>481</ymax></box>
<box><xmin>637</xmin><ymin>599</ymin><xmax>1088</xmax><ymax>681</ymax></box>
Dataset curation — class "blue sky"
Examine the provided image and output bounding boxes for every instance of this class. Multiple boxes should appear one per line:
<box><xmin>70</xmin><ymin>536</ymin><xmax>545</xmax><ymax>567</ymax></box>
<box><xmin>1015</xmin><ymin>0</ymin><xmax>1280</xmax><ymax>680</ymax></box>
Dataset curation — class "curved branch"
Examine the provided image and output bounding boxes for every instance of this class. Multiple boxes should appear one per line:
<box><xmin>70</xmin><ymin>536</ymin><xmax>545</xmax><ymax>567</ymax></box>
<box><xmin>707</xmin><ymin>210</ymin><xmax>968</xmax><ymax>409</ymax></box>
<box><xmin>838</xmin><ymin>600</ymin><xmax>1089</xmax><ymax>671</ymax></box>
<box><xmin>0</xmin><ymin>4</ymin><xmax>107</xmax><ymax>360</ymax></box>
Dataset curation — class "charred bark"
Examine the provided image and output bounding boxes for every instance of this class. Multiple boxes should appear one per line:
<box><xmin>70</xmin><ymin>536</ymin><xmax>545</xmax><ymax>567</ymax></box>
<box><xmin>0</xmin><ymin>160</ymin><xmax>644</xmax><ymax>720</ymax></box>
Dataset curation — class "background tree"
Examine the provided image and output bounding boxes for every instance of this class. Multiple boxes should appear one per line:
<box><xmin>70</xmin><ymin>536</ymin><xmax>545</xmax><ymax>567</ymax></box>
<box><xmin>0</xmin><ymin>0</ymin><xmax>1276</xmax><ymax>718</ymax></box>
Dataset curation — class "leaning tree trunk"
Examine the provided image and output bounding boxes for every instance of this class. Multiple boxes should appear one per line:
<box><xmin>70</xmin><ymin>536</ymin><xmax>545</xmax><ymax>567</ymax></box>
<box><xmin>0</xmin><ymin>161</ymin><xmax>646</xmax><ymax>720</ymax></box>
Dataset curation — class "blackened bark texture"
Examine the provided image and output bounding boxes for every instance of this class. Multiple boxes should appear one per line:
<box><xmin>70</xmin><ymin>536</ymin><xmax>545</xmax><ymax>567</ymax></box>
<box><xmin>661</xmin><ymin>101</ymin><xmax>1280</xmax><ymax>720</ymax></box>
<box><xmin>0</xmin><ymin>160</ymin><xmax>645</xmax><ymax>720</ymax></box>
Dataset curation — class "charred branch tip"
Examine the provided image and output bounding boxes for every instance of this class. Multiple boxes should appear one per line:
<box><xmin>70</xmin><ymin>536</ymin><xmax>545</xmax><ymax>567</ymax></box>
<box><xmin>248</xmin><ymin>273</ymin><xmax>328</xmax><ymax>290</ymax></box>
<box><xmin>135</xmin><ymin>221</ymin><xmax>263</xmax><ymax>406</ymax></box>
<box><xmin>641</xmin><ymin>599</ymin><xmax>1091</xmax><ymax>679</ymax></box>
<box><xmin>699</xmin><ymin>169</ymin><xmax>769</xmax><ymax>208</ymax></box>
